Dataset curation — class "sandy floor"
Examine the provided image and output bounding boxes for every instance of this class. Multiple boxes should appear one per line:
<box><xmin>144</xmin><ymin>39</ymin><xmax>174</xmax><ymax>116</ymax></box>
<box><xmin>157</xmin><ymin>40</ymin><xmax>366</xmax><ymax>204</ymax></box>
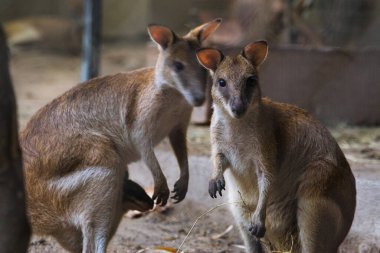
<box><xmin>10</xmin><ymin>43</ymin><xmax>380</xmax><ymax>252</ymax></box>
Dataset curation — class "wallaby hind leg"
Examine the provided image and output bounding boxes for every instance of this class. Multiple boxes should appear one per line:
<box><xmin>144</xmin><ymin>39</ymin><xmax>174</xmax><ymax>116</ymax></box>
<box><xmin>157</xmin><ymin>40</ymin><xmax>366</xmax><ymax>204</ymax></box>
<box><xmin>54</xmin><ymin>228</ymin><xmax>82</xmax><ymax>253</ymax></box>
<box><xmin>297</xmin><ymin>197</ymin><xmax>344</xmax><ymax>253</ymax></box>
<box><xmin>237</xmin><ymin>221</ymin><xmax>264</xmax><ymax>253</ymax></box>
<box><xmin>63</xmin><ymin>166</ymin><xmax>124</xmax><ymax>253</ymax></box>
<box><xmin>82</xmin><ymin>222</ymin><xmax>107</xmax><ymax>253</ymax></box>
<box><xmin>230</xmin><ymin>206</ymin><xmax>264</xmax><ymax>253</ymax></box>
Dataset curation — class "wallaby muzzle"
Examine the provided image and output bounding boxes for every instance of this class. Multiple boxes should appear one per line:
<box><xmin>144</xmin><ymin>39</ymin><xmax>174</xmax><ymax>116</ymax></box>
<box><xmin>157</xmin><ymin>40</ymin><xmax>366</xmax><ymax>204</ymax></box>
<box><xmin>230</xmin><ymin>96</ymin><xmax>247</xmax><ymax>118</ymax></box>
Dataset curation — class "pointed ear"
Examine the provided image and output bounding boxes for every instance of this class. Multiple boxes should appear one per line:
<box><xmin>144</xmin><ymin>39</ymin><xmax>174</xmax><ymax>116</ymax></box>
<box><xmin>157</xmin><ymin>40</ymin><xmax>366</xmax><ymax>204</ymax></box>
<box><xmin>196</xmin><ymin>48</ymin><xmax>224</xmax><ymax>72</ymax></box>
<box><xmin>185</xmin><ymin>18</ymin><xmax>222</xmax><ymax>43</ymax></box>
<box><xmin>242</xmin><ymin>41</ymin><xmax>268</xmax><ymax>66</ymax></box>
<box><xmin>147</xmin><ymin>24</ymin><xmax>176</xmax><ymax>49</ymax></box>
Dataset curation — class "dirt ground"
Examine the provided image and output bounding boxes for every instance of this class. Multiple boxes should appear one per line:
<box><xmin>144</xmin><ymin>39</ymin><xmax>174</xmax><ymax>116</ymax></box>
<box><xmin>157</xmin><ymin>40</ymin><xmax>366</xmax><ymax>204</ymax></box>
<box><xmin>9</xmin><ymin>43</ymin><xmax>380</xmax><ymax>252</ymax></box>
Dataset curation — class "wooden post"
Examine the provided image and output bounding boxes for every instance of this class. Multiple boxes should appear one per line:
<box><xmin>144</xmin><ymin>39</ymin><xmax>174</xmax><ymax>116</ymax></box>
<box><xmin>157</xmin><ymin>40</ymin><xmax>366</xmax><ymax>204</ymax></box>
<box><xmin>81</xmin><ymin>0</ymin><xmax>102</xmax><ymax>82</ymax></box>
<box><xmin>0</xmin><ymin>25</ymin><xmax>30</xmax><ymax>253</ymax></box>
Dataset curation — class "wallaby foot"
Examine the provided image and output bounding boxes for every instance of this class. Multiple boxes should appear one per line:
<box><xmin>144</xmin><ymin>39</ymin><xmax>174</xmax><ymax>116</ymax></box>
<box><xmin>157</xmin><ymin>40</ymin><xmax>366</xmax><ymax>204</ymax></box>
<box><xmin>249</xmin><ymin>221</ymin><xmax>266</xmax><ymax>238</ymax></box>
<box><xmin>239</xmin><ymin>223</ymin><xmax>265</xmax><ymax>253</ymax></box>
<box><xmin>122</xmin><ymin>173</ymin><xmax>154</xmax><ymax>212</ymax></box>
<box><xmin>231</xmin><ymin>205</ymin><xmax>265</xmax><ymax>253</ymax></box>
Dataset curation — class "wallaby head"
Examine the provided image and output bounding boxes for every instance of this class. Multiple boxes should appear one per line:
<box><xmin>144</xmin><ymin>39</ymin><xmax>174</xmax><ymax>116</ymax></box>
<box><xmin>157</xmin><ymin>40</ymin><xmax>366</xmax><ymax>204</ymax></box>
<box><xmin>196</xmin><ymin>41</ymin><xmax>268</xmax><ymax>118</ymax></box>
<box><xmin>122</xmin><ymin>179</ymin><xmax>154</xmax><ymax>212</ymax></box>
<box><xmin>148</xmin><ymin>18</ymin><xmax>221</xmax><ymax>106</ymax></box>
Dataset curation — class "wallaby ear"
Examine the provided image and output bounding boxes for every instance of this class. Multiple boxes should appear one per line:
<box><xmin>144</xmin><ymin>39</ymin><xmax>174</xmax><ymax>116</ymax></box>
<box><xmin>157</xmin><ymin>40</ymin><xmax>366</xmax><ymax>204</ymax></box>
<box><xmin>185</xmin><ymin>18</ymin><xmax>222</xmax><ymax>43</ymax></box>
<box><xmin>147</xmin><ymin>24</ymin><xmax>176</xmax><ymax>50</ymax></box>
<box><xmin>196</xmin><ymin>48</ymin><xmax>224</xmax><ymax>72</ymax></box>
<box><xmin>242</xmin><ymin>41</ymin><xmax>268</xmax><ymax>66</ymax></box>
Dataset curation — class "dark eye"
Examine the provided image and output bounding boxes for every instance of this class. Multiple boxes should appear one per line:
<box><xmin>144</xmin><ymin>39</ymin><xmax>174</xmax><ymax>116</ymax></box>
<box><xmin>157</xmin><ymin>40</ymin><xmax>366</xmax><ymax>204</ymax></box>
<box><xmin>217</xmin><ymin>78</ymin><xmax>226</xmax><ymax>87</ymax></box>
<box><xmin>246</xmin><ymin>76</ymin><xmax>257</xmax><ymax>87</ymax></box>
<box><xmin>173</xmin><ymin>61</ymin><xmax>184</xmax><ymax>72</ymax></box>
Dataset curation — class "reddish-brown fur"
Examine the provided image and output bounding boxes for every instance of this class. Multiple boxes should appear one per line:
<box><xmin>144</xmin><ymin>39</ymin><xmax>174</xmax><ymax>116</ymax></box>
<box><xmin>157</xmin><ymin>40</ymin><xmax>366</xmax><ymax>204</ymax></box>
<box><xmin>197</xmin><ymin>42</ymin><xmax>356</xmax><ymax>253</ymax></box>
<box><xmin>21</xmin><ymin>19</ymin><xmax>221</xmax><ymax>253</ymax></box>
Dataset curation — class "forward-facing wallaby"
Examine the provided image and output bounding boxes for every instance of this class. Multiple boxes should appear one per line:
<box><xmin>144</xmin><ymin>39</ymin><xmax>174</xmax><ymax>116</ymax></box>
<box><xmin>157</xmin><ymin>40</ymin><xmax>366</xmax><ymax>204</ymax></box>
<box><xmin>21</xmin><ymin>19</ymin><xmax>221</xmax><ymax>253</ymax></box>
<box><xmin>196</xmin><ymin>42</ymin><xmax>356</xmax><ymax>253</ymax></box>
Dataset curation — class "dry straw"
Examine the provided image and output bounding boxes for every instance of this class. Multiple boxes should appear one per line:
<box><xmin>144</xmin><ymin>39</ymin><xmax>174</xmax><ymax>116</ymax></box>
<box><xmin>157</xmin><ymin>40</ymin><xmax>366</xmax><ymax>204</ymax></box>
<box><xmin>176</xmin><ymin>201</ymin><xmax>241</xmax><ymax>252</ymax></box>
<box><xmin>175</xmin><ymin>191</ymin><xmax>293</xmax><ymax>253</ymax></box>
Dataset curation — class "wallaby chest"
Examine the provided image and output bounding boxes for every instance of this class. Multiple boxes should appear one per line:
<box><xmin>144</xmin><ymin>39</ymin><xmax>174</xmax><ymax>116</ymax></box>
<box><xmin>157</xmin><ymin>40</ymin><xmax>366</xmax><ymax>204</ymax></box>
<box><xmin>214</xmin><ymin>117</ymin><xmax>261</xmax><ymax>174</ymax></box>
<box><xmin>139</xmin><ymin>88</ymin><xmax>192</xmax><ymax>146</ymax></box>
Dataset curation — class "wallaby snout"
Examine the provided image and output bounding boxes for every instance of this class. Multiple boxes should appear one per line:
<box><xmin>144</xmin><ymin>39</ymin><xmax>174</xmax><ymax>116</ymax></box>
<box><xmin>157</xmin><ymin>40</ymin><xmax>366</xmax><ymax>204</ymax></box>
<box><xmin>174</xmin><ymin>63</ymin><xmax>208</xmax><ymax>106</ymax></box>
<box><xmin>192</xmin><ymin>95</ymin><xmax>205</xmax><ymax>106</ymax></box>
<box><xmin>189</xmin><ymin>88</ymin><xmax>206</xmax><ymax>106</ymax></box>
<box><xmin>230</xmin><ymin>96</ymin><xmax>247</xmax><ymax>118</ymax></box>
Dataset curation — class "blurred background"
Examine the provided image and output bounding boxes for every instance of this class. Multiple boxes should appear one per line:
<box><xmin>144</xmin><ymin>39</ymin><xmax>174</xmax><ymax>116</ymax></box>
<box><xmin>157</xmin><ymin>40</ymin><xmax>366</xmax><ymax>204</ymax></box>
<box><xmin>1</xmin><ymin>0</ymin><xmax>380</xmax><ymax>126</ymax></box>
<box><xmin>1</xmin><ymin>0</ymin><xmax>380</xmax><ymax>252</ymax></box>
<box><xmin>2</xmin><ymin>0</ymin><xmax>380</xmax><ymax>49</ymax></box>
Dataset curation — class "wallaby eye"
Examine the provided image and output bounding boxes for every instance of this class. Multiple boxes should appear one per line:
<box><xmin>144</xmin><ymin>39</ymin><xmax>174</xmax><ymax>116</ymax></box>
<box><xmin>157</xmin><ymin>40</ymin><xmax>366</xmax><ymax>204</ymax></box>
<box><xmin>217</xmin><ymin>78</ymin><xmax>226</xmax><ymax>87</ymax></box>
<box><xmin>172</xmin><ymin>61</ymin><xmax>185</xmax><ymax>72</ymax></box>
<box><xmin>246</xmin><ymin>75</ymin><xmax>257</xmax><ymax>87</ymax></box>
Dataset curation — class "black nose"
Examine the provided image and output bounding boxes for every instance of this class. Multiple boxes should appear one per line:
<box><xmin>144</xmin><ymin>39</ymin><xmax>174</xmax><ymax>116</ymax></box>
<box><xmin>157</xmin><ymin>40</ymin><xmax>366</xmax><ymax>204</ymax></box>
<box><xmin>193</xmin><ymin>95</ymin><xmax>205</xmax><ymax>106</ymax></box>
<box><xmin>231</xmin><ymin>106</ymin><xmax>246</xmax><ymax>117</ymax></box>
<box><xmin>231</xmin><ymin>100</ymin><xmax>246</xmax><ymax>118</ymax></box>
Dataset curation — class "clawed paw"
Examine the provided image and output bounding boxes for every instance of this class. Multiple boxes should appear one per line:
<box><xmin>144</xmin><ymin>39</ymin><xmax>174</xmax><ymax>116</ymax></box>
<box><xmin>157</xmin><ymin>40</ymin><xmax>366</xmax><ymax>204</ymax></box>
<box><xmin>208</xmin><ymin>176</ymin><xmax>225</xmax><ymax>198</ymax></box>
<box><xmin>152</xmin><ymin>183</ymin><xmax>170</xmax><ymax>206</ymax></box>
<box><xmin>171</xmin><ymin>177</ymin><xmax>188</xmax><ymax>203</ymax></box>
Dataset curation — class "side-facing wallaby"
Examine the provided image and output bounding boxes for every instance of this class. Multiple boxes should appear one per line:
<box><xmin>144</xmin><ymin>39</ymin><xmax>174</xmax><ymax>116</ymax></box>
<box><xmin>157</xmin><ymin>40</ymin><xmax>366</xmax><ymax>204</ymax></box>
<box><xmin>196</xmin><ymin>42</ymin><xmax>356</xmax><ymax>253</ymax></box>
<box><xmin>21</xmin><ymin>19</ymin><xmax>221</xmax><ymax>253</ymax></box>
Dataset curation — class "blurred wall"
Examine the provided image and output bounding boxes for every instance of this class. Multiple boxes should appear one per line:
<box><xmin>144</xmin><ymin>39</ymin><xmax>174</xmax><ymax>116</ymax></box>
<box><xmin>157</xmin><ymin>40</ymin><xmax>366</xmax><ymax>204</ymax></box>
<box><xmin>358</xmin><ymin>1</ymin><xmax>380</xmax><ymax>48</ymax></box>
<box><xmin>1</xmin><ymin>0</ymin><xmax>379</xmax><ymax>46</ymax></box>
<box><xmin>0</xmin><ymin>0</ymin><xmax>229</xmax><ymax>40</ymax></box>
<box><xmin>103</xmin><ymin>0</ymin><xmax>229</xmax><ymax>38</ymax></box>
<box><xmin>258</xmin><ymin>47</ymin><xmax>380</xmax><ymax>125</ymax></box>
<box><xmin>0</xmin><ymin>0</ymin><xmax>71</xmax><ymax>20</ymax></box>
<box><xmin>103</xmin><ymin>0</ymin><xmax>150</xmax><ymax>39</ymax></box>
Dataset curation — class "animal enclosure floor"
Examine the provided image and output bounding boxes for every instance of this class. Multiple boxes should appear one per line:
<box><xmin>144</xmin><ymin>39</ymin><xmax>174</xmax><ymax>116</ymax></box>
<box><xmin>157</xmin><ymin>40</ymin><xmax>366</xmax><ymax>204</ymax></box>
<box><xmin>28</xmin><ymin>201</ymin><xmax>243</xmax><ymax>253</ymax></box>
<box><xmin>9</xmin><ymin>43</ymin><xmax>380</xmax><ymax>252</ymax></box>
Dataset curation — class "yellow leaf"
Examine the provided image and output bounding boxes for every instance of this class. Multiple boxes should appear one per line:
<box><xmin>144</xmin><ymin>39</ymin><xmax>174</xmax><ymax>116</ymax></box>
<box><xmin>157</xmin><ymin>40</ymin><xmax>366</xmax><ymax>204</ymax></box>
<box><xmin>154</xmin><ymin>246</ymin><xmax>178</xmax><ymax>252</ymax></box>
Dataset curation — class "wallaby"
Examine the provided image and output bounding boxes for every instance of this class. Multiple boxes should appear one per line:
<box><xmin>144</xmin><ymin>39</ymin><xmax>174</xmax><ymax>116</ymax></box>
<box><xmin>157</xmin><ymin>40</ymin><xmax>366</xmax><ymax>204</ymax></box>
<box><xmin>21</xmin><ymin>19</ymin><xmax>221</xmax><ymax>253</ymax></box>
<box><xmin>196</xmin><ymin>41</ymin><xmax>356</xmax><ymax>253</ymax></box>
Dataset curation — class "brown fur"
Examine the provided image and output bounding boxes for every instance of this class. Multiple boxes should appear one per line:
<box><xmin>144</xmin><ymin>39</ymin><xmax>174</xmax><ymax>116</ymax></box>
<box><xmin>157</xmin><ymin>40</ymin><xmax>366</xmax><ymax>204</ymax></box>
<box><xmin>21</xmin><ymin>19</ymin><xmax>221</xmax><ymax>253</ymax></box>
<box><xmin>197</xmin><ymin>42</ymin><xmax>356</xmax><ymax>253</ymax></box>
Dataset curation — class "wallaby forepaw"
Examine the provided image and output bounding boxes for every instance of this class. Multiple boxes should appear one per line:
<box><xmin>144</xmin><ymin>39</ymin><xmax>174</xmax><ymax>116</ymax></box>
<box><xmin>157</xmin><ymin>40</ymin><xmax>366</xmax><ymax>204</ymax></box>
<box><xmin>152</xmin><ymin>184</ymin><xmax>170</xmax><ymax>206</ymax></box>
<box><xmin>208</xmin><ymin>176</ymin><xmax>225</xmax><ymax>198</ymax></box>
<box><xmin>249</xmin><ymin>222</ymin><xmax>266</xmax><ymax>238</ymax></box>
<box><xmin>171</xmin><ymin>177</ymin><xmax>188</xmax><ymax>203</ymax></box>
